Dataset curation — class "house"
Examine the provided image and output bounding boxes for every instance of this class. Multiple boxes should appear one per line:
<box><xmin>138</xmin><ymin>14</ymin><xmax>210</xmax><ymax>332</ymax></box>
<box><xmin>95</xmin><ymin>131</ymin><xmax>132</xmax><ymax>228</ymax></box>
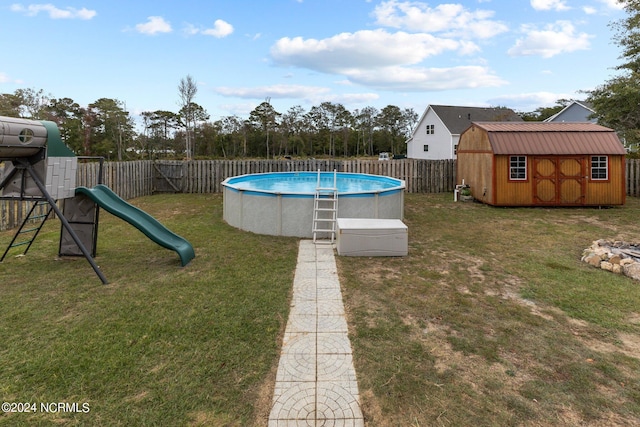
<box><xmin>544</xmin><ymin>100</ymin><xmax>596</xmax><ymax>123</ymax></box>
<box><xmin>456</xmin><ymin>122</ymin><xmax>626</xmax><ymax>206</ymax></box>
<box><xmin>406</xmin><ymin>105</ymin><xmax>523</xmax><ymax>160</ymax></box>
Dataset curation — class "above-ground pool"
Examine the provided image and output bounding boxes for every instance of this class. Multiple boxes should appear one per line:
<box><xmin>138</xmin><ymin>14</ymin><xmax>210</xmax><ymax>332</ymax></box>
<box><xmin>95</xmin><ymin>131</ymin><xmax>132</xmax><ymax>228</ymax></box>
<box><xmin>222</xmin><ymin>171</ymin><xmax>405</xmax><ymax>237</ymax></box>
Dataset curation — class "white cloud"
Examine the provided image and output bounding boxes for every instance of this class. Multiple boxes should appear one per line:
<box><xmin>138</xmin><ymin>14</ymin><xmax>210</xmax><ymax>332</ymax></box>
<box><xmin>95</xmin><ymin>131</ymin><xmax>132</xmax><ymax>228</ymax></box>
<box><xmin>508</xmin><ymin>21</ymin><xmax>591</xmax><ymax>58</ymax></box>
<box><xmin>10</xmin><ymin>3</ymin><xmax>96</xmax><ymax>19</ymax></box>
<box><xmin>344</xmin><ymin>65</ymin><xmax>507</xmax><ymax>91</ymax></box>
<box><xmin>202</xmin><ymin>19</ymin><xmax>234</xmax><ymax>38</ymax></box>
<box><xmin>135</xmin><ymin>16</ymin><xmax>172</xmax><ymax>35</ymax></box>
<box><xmin>322</xmin><ymin>92</ymin><xmax>380</xmax><ymax>105</ymax></box>
<box><xmin>215</xmin><ymin>84</ymin><xmax>330</xmax><ymax>99</ymax></box>
<box><xmin>214</xmin><ymin>84</ymin><xmax>379</xmax><ymax>106</ymax></box>
<box><xmin>0</xmin><ymin>72</ymin><xmax>23</xmax><ymax>84</ymax></box>
<box><xmin>184</xmin><ymin>19</ymin><xmax>234</xmax><ymax>38</ymax></box>
<box><xmin>487</xmin><ymin>91</ymin><xmax>573</xmax><ymax>111</ymax></box>
<box><xmin>271</xmin><ymin>29</ymin><xmax>474</xmax><ymax>74</ymax></box>
<box><xmin>597</xmin><ymin>0</ymin><xmax>625</xmax><ymax>10</ymax></box>
<box><xmin>530</xmin><ymin>0</ymin><xmax>570</xmax><ymax>12</ymax></box>
<box><xmin>269</xmin><ymin>27</ymin><xmax>507</xmax><ymax>92</ymax></box>
<box><xmin>583</xmin><ymin>6</ymin><xmax>597</xmax><ymax>14</ymax></box>
<box><xmin>372</xmin><ymin>0</ymin><xmax>508</xmax><ymax>39</ymax></box>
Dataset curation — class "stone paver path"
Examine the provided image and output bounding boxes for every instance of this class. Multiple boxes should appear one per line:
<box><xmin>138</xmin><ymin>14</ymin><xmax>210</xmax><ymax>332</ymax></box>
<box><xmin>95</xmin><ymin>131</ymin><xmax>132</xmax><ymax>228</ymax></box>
<box><xmin>268</xmin><ymin>240</ymin><xmax>364</xmax><ymax>427</ymax></box>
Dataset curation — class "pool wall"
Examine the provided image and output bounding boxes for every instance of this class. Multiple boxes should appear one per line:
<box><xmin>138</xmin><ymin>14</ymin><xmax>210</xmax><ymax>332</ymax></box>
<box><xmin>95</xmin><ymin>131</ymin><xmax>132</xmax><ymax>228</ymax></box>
<box><xmin>222</xmin><ymin>173</ymin><xmax>405</xmax><ymax>238</ymax></box>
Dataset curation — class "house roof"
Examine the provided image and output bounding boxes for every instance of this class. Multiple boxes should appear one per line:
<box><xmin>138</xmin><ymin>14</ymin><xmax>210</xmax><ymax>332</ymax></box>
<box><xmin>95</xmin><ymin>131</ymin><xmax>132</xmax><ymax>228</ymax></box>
<box><xmin>543</xmin><ymin>100</ymin><xmax>596</xmax><ymax>123</ymax></box>
<box><xmin>468</xmin><ymin>122</ymin><xmax>626</xmax><ymax>155</ymax></box>
<box><xmin>430</xmin><ymin>105</ymin><xmax>523</xmax><ymax>135</ymax></box>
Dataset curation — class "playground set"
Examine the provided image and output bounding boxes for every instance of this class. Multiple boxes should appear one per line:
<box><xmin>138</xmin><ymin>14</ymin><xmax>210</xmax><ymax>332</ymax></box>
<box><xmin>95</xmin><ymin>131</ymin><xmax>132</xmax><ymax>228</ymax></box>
<box><xmin>0</xmin><ymin>116</ymin><xmax>195</xmax><ymax>284</ymax></box>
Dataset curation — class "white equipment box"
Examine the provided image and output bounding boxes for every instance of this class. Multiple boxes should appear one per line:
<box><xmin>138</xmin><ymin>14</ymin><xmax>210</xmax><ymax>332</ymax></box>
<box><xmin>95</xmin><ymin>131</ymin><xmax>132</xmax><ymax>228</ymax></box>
<box><xmin>336</xmin><ymin>218</ymin><xmax>408</xmax><ymax>257</ymax></box>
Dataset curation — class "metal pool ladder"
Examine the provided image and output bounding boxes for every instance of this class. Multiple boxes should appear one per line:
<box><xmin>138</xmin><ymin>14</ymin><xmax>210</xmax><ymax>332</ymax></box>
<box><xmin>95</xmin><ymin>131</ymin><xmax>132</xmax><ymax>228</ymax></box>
<box><xmin>312</xmin><ymin>169</ymin><xmax>338</xmax><ymax>243</ymax></box>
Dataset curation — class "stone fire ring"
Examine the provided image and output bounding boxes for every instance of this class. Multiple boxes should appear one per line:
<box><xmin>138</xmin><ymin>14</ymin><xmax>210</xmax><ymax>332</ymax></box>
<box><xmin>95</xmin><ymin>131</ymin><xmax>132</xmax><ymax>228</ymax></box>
<box><xmin>582</xmin><ymin>239</ymin><xmax>640</xmax><ymax>281</ymax></box>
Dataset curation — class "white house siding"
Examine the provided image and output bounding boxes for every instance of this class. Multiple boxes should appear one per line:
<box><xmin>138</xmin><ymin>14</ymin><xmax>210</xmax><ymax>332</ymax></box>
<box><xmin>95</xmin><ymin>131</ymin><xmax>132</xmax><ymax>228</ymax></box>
<box><xmin>407</xmin><ymin>108</ymin><xmax>455</xmax><ymax>160</ymax></box>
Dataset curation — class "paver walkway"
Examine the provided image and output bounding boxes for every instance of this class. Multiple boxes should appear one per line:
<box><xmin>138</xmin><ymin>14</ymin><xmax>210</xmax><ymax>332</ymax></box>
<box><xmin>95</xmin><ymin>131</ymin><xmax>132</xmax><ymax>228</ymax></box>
<box><xmin>268</xmin><ymin>240</ymin><xmax>364</xmax><ymax>427</ymax></box>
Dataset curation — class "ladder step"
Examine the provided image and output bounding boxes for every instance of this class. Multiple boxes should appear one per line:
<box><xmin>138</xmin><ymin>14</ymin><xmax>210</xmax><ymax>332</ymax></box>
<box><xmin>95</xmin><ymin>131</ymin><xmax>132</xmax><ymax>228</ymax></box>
<box><xmin>10</xmin><ymin>241</ymin><xmax>32</xmax><ymax>248</ymax></box>
<box><xmin>18</xmin><ymin>228</ymin><xmax>40</xmax><ymax>234</ymax></box>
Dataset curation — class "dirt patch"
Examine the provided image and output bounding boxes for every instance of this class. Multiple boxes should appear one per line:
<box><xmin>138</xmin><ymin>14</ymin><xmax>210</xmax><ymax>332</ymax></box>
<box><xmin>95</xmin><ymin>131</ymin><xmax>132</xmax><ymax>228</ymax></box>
<box><xmin>617</xmin><ymin>332</ymin><xmax>640</xmax><ymax>358</ymax></box>
<box><xmin>359</xmin><ymin>389</ymin><xmax>387</xmax><ymax>427</ymax></box>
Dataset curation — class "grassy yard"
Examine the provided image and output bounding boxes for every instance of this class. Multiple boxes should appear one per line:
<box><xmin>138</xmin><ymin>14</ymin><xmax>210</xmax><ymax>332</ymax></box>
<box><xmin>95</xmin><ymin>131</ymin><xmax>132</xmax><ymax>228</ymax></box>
<box><xmin>0</xmin><ymin>194</ymin><xmax>299</xmax><ymax>426</ymax></box>
<box><xmin>1</xmin><ymin>193</ymin><xmax>640</xmax><ymax>426</ymax></box>
<box><xmin>339</xmin><ymin>193</ymin><xmax>640</xmax><ymax>426</ymax></box>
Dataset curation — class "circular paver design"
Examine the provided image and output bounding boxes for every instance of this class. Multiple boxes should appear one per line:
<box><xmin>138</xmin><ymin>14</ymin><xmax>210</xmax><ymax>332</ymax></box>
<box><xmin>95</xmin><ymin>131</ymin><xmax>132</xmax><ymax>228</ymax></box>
<box><xmin>270</xmin><ymin>382</ymin><xmax>316</xmax><ymax>420</ymax></box>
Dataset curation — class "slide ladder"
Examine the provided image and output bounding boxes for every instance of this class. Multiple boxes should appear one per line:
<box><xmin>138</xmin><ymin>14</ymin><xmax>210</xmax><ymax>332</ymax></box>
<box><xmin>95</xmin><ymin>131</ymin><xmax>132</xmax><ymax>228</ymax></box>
<box><xmin>1</xmin><ymin>200</ymin><xmax>53</xmax><ymax>262</ymax></box>
<box><xmin>312</xmin><ymin>169</ymin><xmax>338</xmax><ymax>244</ymax></box>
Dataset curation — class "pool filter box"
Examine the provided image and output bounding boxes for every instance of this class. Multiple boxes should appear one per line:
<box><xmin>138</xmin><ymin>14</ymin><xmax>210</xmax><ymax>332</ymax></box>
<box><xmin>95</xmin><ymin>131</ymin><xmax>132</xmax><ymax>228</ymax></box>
<box><xmin>336</xmin><ymin>218</ymin><xmax>408</xmax><ymax>257</ymax></box>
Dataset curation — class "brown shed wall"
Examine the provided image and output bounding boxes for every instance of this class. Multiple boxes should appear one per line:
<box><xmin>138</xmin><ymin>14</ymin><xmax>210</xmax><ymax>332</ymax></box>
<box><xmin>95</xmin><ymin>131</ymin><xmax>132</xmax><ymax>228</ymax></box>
<box><xmin>493</xmin><ymin>155</ymin><xmax>625</xmax><ymax>206</ymax></box>
<box><xmin>456</xmin><ymin>125</ymin><xmax>494</xmax><ymax>204</ymax></box>
<box><xmin>584</xmin><ymin>155</ymin><xmax>626</xmax><ymax>205</ymax></box>
<box><xmin>494</xmin><ymin>156</ymin><xmax>533</xmax><ymax>206</ymax></box>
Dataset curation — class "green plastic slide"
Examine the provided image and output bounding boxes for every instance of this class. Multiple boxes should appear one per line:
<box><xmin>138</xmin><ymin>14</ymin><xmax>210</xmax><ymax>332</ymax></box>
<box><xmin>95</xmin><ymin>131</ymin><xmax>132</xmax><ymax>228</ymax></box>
<box><xmin>75</xmin><ymin>185</ymin><xmax>195</xmax><ymax>266</ymax></box>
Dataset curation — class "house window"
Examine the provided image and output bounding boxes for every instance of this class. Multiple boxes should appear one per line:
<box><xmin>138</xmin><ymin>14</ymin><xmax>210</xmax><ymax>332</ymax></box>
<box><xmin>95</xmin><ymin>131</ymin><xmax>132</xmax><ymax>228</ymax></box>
<box><xmin>454</xmin><ymin>144</ymin><xmax>458</xmax><ymax>155</ymax></box>
<box><xmin>423</xmin><ymin>145</ymin><xmax>429</xmax><ymax>152</ymax></box>
<box><xmin>426</xmin><ymin>124</ymin><xmax>435</xmax><ymax>134</ymax></box>
<box><xmin>591</xmin><ymin>156</ymin><xmax>608</xmax><ymax>180</ymax></box>
<box><xmin>510</xmin><ymin>156</ymin><xmax>527</xmax><ymax>180</ymax></box>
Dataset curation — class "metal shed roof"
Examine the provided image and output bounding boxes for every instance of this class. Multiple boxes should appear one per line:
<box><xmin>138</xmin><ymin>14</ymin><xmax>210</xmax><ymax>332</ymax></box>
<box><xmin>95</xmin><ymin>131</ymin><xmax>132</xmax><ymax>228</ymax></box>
<box><xmin>469</xmin><ymin>122</ymin><xmax>626</xmax><ymax>155</ymax></box>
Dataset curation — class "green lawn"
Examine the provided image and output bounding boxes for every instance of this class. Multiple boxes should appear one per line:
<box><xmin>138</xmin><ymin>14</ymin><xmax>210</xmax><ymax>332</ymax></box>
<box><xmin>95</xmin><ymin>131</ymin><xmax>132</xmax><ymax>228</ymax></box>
<box><xmin>2</xmin><ymin>193</ymin><xmax>640</xmax><ymax>426</ymax></box>
<box><xmin>0</xmin><ymin>194</ymin><xmax>299</xmax><ymax>426</ymax></box>
<box><xmin>339</xmin><ymin>193</ymin><xmax>640</xmax><ymax>426</ymax></box>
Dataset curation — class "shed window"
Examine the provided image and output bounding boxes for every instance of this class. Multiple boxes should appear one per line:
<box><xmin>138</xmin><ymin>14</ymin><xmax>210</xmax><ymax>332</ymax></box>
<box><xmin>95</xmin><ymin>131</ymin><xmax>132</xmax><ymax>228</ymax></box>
<box><xmin>591</xmin><ymin>156</ymin><xmax>608</xmax><ymax>180</ymax></box>
<box><xmin>426</xmin><ymin>124</ymin><xmax>435</xmax><ymax>134</ymax></box>
<box><xmin>510</xmin><ymin>156</ymin><xmax>527</xmax><ymax>180</ymax></box>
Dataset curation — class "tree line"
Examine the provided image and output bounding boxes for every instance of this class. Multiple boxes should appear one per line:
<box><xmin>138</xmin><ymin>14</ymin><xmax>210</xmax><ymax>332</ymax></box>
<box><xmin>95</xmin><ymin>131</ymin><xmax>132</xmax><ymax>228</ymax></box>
<box><xmin>0</xmin><ymin>80</ymin><xmax>420</xmax><ymax>160</ymax></box>
<box><xmin>0</xmin><ymin>85</ymin><xmax>573</xmax><ymax>161</ymax></box>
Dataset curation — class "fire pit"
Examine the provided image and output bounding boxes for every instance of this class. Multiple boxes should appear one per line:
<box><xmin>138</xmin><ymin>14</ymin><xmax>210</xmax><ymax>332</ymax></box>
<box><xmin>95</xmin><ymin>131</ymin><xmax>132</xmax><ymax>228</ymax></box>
<box><xmin>582</xmin><ymin>240</ymin><xmax>640</xmax><ymax>281</ymax></box>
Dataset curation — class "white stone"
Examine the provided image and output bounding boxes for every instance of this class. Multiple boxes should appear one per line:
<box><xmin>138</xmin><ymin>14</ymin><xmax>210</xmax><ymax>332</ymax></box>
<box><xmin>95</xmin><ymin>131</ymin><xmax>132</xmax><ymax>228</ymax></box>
<box><xmin>624</xmin><ymin>263</ymin><xmax>640</xmax><ymax>281</ymax></box>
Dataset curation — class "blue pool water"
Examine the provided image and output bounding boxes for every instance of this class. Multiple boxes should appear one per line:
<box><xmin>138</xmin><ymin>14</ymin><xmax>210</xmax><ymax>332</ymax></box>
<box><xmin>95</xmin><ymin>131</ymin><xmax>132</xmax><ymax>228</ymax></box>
<box><xmin>223</xmin><ymin>172</ymin><xmax>404</xmax><ymax>195</ymax></box>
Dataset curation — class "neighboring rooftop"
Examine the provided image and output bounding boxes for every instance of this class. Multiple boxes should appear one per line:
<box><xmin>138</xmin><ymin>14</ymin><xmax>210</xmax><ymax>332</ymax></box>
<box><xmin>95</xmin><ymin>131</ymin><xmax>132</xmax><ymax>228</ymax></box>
<box><xmin>430</xmin><ymin>105</ymin><xmax>523</xmax><ymax>134</ymax></box>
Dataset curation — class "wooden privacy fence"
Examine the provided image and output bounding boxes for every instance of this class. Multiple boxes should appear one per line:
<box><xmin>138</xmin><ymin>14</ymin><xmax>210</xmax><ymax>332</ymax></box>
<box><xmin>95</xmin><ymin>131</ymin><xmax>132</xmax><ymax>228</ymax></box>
<box><xmin>5</xmin><ymin>157</ymin><xmax>640</xmax><ymax>231</ymax></box>
<box><xmin>176</xmin><ymin>158</ymin><xmax>455</xmax><ymax>194</ymax></box>
<box><xmin>626</xmin><ymin>159</ymin><xmax>640</xmax><ymax>197</ymax></box>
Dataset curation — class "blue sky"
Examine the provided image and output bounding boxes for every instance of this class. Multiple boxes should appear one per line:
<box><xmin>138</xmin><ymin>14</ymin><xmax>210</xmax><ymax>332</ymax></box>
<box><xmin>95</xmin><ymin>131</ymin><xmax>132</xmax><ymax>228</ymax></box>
<box><xmin>0</xmin><ymin>0</ymin><xmax>627</xmax><ymax>122</ymax></box>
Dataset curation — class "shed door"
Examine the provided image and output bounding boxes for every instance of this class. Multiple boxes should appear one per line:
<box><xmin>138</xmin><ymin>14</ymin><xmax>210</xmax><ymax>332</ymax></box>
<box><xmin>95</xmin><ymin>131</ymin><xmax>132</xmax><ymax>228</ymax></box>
<box><xmin>533</xmin><ymin>157</ymin><xmax>585</xmax><ymax>205</ymax></box>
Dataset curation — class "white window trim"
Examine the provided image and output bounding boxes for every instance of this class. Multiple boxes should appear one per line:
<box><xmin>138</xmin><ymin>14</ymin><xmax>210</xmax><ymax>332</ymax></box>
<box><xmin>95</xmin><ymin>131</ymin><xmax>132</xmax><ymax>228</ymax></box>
<box><xmin>510</xmin><ymin>155</ymin><xmax>527</xmax><ymax>181</ymax></box>
<box><xmin>591</xmin><ymin>155</ymin><xmax>608</xmax><ymax>180</ymax></box>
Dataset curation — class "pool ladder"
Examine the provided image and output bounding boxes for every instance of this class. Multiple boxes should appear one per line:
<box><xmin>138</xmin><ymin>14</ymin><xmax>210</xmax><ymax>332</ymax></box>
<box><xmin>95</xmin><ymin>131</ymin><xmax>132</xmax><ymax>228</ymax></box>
<box><xmin>312</xmin><ymin>169</ymin><xmax>338</xmax><ymax>244</ymax></box>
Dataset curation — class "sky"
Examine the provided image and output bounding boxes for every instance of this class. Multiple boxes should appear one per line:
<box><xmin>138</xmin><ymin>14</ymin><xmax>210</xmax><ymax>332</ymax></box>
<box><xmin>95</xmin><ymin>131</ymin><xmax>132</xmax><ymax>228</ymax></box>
<box><xmin>0</xmin><ymin>0</ymin><xmax>628</xmax><ymax>124</ymax></box>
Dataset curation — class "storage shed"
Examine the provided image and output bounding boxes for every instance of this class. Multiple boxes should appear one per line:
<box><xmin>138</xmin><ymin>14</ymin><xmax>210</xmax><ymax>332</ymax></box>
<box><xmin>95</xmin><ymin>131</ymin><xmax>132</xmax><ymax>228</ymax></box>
<box><xmin>457</xmin><ymin>122</ymin><xmax>626</xmax><ymax>206</ymax></box>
